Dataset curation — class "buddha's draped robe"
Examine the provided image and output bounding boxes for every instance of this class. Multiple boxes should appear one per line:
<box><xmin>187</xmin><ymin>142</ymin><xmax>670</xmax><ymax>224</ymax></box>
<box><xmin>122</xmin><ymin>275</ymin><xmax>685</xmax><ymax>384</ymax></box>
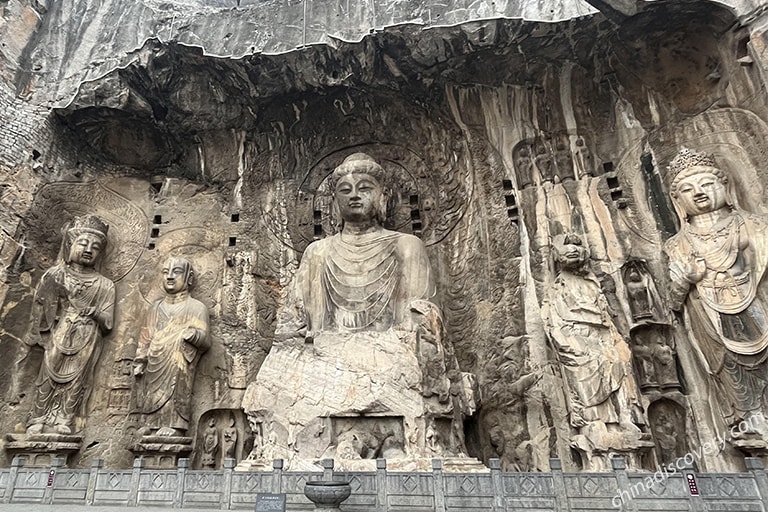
<box><xmin>279</xmin><ymin>228</ymin><xmax>435</xmax><ymax>337</ymax></box>
<box><xmin>135</xmin><ymin>295</ymin><xmax>209</xmax><ymax>431</ymax></box>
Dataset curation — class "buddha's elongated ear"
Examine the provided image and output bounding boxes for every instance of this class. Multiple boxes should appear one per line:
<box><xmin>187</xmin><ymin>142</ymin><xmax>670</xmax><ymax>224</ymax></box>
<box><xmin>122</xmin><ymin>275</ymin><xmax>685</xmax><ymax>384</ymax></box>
<box><xmin>187</xmin><ymin>267</ymin><xmax>196</xmax><ymax>289</ymax></box>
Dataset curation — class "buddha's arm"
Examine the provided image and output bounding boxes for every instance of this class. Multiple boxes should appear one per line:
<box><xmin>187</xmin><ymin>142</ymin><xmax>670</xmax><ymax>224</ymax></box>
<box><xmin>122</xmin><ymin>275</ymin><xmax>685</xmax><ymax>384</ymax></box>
<box><xmin>183</xmin><ymin>301</ymin><xmax>210</xmax><ymax>352</ymax></box>
<box><xmin>92</xmin><ymin>279</ymin><xmax>116</xmax><ymax>333</ymax></box>
<box><xmin>665</xmin><ymin>238</ymin><xmax>696</xmax><ymax>311</ymax></box>
<box><xmin>275</xmin><ymin>242</ymin><xmax>319</xmax><ymax>341</ymax></box>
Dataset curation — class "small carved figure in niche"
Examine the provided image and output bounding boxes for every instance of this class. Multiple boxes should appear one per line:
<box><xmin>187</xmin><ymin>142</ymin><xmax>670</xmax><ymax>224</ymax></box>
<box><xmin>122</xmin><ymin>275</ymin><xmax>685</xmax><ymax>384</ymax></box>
<box><xmin>631</xmin><ymin>334</ymin><xmax>659</xmax><ymax>391</ymax></box>
<box><xmin>133</xmin><ymin>257</ymin><xmax>210</xmax><ymax>437</ymax></box>
<box><xmin>534</xmin><ymin>141</ymin><xmax>555</xmax><ymax>183</ymax></box>
<box><xmin>649</xmin><ymin>332</ymin><xmax>681</xmax><ymax>391</ymax></box>
<box><xmin>649</xmin><ymin>400</ymin><xmax>689</xmax><ymax>465</ymax></box>
<box><xmin>573</xmin><ymin>137</ymin><xmax>593</xmax><ymax>178</ymax></box>
<box><xmin>542</xmin><ymin>233</ymin><xmax>649</xmax><ymax>470</ymax></box>
<box><xmin>222</xmin><ymin>414</ymin><xmax>238</xmax><ymax>461</ymax></box>
<box><xmin>24</xmin><ymin>215</ymin><xmax>115</xmax><ymax>434</ymax></box>
<box><xmin>201</xmin><ymin>418</ymin><xmax>219</xmax><ymax>469</ymax></box>
<box><xmin>425</xmin><ymin>422</ymin><xmax>442</xmax><ymax>455</ymax></box>
<box><xmin>631</xmin><ymin>327</ymin><xmax>681</xmax><ymax>393</ymax></box>
<box><xmin>626</xmin><ymin>267</ymin><xmax>656</xmax><ymax>322</ymax></box>
<box><xmin>514</xmin><ymin>144</ymin><xmax>534</xmax><ymax>189</ymax></box>
<box><xmin>664</xmin><ymin>148</ymin><xmax>768</xmax><ymax>435</ymax></box>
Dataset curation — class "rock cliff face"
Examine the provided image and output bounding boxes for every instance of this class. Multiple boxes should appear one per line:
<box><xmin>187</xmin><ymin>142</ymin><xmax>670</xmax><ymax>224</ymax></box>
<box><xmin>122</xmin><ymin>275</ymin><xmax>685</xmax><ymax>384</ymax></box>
<box><xmin>3</xmin><ymin>0</ymin><xmax>768</xmax><ymax>471</ymax></box>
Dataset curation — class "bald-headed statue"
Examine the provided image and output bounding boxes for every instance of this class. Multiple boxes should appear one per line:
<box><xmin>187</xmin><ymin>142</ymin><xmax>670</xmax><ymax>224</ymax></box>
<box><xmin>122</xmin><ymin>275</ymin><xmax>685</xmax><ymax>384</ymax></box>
<box><xmin>244</xmin><ymin>153</ymin><xmax>475</xmax><ymax>470</ymax></box>
<box><xmin>278</xmin><ymin>152</ymin><xmax>435</xmax><ymax>338</ymax></box>
<box><xmin>133</xmin><ymin>257</ymin><xmax>210</xmax><ymax>437</ymax></box>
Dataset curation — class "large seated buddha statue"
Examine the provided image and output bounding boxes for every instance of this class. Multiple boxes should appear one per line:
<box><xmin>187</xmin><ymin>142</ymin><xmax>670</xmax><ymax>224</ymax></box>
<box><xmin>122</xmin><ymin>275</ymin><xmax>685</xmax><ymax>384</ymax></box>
<box><xmin>242</xmin><ymin>153</ymin><xmax>477</xmax><ymax>471</ymax></box>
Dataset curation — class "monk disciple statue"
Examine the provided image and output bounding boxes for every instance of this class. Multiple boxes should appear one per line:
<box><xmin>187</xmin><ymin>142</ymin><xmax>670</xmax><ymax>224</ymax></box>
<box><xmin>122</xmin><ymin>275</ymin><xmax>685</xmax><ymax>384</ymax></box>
<box><xmin>243</xmin><ymin>153</ymin><xmax>476</xmax><ymax>471</ymax></box>
<box><xmin>542</xmin><ymin>233</ymin><xmax>650</xmax><ymax>470</ymax></box>
<box><xmin>133</xmin><ymin>257</ymin><xmax>210</xmax><ymax>436</ymax></box>
<box><xmin>665</xmin><ymin>148</ymin><xmax>768</xmax><ymax>438</ymax></box>
<box><xmin>25</xmin><ymin>215</ymin><xmax>115</xmax><ymax>434</ymax></box>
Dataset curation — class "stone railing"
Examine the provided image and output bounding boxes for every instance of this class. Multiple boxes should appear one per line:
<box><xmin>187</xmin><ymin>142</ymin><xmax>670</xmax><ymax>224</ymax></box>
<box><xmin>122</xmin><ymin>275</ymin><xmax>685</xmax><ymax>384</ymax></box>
<box><xmin>1</xmin><ymin>456</ymin><xmax>768</xmax><ymax>511</ymax></box>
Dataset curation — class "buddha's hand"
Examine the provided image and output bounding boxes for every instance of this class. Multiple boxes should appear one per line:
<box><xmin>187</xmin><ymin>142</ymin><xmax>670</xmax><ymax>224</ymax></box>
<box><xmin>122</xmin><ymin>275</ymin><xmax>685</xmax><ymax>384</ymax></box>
<box><xmin>409</xmin><ymin>299</ymin><xmax>443</xmax><ymax>337</ymax></box>
<box><xmin>683</xmin><ymin>255</ymin><xmax>707</xmax><ymax>283</ymax></box>
<box><xmin>670</xmin><ymin>255</ymin><xmax>706</xmax><ymax>285</ymax></box>
<box><xmin>79</xmin><ymin>306</ymin><xmax>96</xmax><ymax>317</ymax></box>
<box><xmin>181</xmin><ymin>327</ymin><xmax>198</xmax><ymax>342</ymax></box>
<box><xmin>133</xmin><ymin>358</ymin><xmax>147</xmax><ymax>376</ymax></box>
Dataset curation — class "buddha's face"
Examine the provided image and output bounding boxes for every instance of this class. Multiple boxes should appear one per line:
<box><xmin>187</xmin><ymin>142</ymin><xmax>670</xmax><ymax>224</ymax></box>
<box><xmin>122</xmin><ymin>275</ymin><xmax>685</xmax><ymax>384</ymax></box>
<box><xmin>674</xmin><ymin>169</ymin><xmax>727</xmax><ymax>216</ymax></box>
<box><xmin>69</xmin><ymin>233</ymin><xmax>104</xmax><ymax>267</ymax></box>
<box><xmin>553</xmin><ymin>236</ymin><xmax>589</xmax><ymax>270</ymax></box>
<box><xmin>162</xmin><ymin>259</ymin><xmax>192</xmax><ymax>294</ymax></box>
<box><xmin>335</xmin><ymin>172</ymin><xmax>384</xmax><ymax>223</ymax></box>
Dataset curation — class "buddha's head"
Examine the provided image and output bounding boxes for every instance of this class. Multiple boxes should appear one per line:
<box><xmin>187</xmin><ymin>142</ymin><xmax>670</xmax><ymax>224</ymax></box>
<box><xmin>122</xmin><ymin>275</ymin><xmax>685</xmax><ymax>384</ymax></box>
<box><xmin>668</xmin><ymin>148</ymin><xmax>731</xmax><ymax>219</ymax></box>
<box><xmin>162</xmin><ymin>257</ymin><xmax>195</xmax><ymax>295</ymax></box>
<box><xmin>64</xmin><ymin>215</ymin><xmax>109</xmax><ymax>268</ymax></box>
<box><xmin>331</xmin><ymin>153</ymin><xmax>390</xmax><ymax>226</ymax></box>
<box><xmin>552</xmin><ymin>232</ymin><xmax>589</xmax><ymax>271</ymax></box>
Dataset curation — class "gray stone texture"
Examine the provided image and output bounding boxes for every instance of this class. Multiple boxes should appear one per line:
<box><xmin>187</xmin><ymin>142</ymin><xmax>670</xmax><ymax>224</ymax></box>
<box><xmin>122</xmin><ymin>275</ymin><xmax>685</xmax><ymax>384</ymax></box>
<box><xmin>4</xmin><ymin>0</ymin><xmax>768</xmax><ymax>498</ymax></box>
<box><xmin>1</xmin><ymin>457</ymin><xmax>768</xmax><ymax>510</ymax></box>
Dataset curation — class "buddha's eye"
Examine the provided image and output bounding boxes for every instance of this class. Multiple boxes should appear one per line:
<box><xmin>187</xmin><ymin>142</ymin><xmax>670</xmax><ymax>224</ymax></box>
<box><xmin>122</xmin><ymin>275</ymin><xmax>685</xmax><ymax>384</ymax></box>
<box><xmin>679</xmin><ymin>185</ymin><xmax>693</xmax><ymax>194</ymax></box>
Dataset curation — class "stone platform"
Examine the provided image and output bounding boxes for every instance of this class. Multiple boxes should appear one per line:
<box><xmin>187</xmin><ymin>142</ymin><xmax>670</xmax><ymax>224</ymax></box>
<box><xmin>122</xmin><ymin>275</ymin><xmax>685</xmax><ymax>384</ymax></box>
<box><xmin>4</xmin><ymin>433</ymin><xmax>83</xmax><ymax>467</ymax></box>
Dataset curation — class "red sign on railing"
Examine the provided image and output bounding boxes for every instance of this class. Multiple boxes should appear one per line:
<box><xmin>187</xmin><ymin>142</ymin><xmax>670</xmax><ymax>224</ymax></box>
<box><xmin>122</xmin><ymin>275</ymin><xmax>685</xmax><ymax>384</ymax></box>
<box><xmin>686</xmin><ymin>473</ymin><xmax>700</xmax><ymax>496</ymax></box>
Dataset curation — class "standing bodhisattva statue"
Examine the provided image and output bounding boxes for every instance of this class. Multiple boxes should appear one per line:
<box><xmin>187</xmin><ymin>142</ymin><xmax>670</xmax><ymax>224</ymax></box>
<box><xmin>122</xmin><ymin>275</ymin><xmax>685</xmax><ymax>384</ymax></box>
<box><xmin>665</xmin><ymin>148</ymin><xmax>768</xmax><ymax>437</ymax></box>
<box><xmin>25</xmin><ymin>215</ymin><xmax>115</xmax><ymax>435</ymax></box>
<box><xmin>133</xmin><ymin>257</ymin><xmax>210</xmax><ymax>437</ymax></box>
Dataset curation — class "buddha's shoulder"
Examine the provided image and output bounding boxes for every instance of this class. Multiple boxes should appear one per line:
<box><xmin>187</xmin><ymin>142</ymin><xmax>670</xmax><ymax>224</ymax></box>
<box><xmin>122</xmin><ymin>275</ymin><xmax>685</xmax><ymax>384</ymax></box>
<box><xmin>387</xmin><ymin>231</ymin><xmax>427</xmax><ymax>255</ymax></box>
<box><xmin>302</xmin><ymin>236</ymin><xmax>334</xmax><ymax>258</ymax></box>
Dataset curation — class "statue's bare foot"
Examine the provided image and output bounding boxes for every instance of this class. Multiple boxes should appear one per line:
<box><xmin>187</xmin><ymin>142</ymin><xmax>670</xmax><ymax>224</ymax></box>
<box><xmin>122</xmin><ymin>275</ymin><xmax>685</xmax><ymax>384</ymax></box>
<box><xmin>26</xmin><ymin>423</ymin><xmax>43</xmax><ymax>434</ymax></box>
<box><xmin>54</xmin><ymin>424</ymin><xmax>72</xmax><ymax>435</ymax></box>
<box><xmin>157</xmin><ymin>427</ymin><xmax>179</xmax><ymax>437</ymax></box>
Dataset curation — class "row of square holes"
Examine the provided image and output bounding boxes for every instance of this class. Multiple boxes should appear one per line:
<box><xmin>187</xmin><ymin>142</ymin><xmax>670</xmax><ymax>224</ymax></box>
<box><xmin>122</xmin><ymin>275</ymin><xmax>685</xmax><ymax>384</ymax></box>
<box><xmin>147</xmin><ymin>214</ymin><xmax>241</xmax><ymax>249</ymax></box>
<box><xmin>500</xmin><ymin>161</ymin><xmax>619</xmax><ymax>225</ymax></box>
<box><xmin>148</xmin><ymin>165</ymin><xmax>621</xmax><ymax>249</ymax></box>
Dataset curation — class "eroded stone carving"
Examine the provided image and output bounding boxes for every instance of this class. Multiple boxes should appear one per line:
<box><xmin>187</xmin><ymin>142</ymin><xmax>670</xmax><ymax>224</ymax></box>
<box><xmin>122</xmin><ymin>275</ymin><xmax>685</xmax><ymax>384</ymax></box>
<box><xmin>201</xmin><ymin>418</ymin><xmax>220</xmax><ymax>469</ymax></box>
<box><xmin>542</xmin><ymin>233</ymin><xmax>652</xmax><ymax>470</ymax></box>
<box><xmin>222</xmin><ymin>414</ymin><xmax>238</xmax><ymax>461</ymax></box>
<box><xmin>133</xmin><ymin>257</ymin><xmax>210</xmax><ymax>437</ymax></box>
<box><xmin>664</xmin><ymin>147</ymin><xmax>768</xmax><ymax>444</ymax></box>
<box><xmin>648</xmin><ymin>399</ymin><xmax>689</xmax><ymax>465</ymax></box>
<box><xmin>243</xmin><ymin>153</ymin><xmax>479</xmax><ymax>471</ymax></box>
<box><xmin>23</xmin><ymin>215</ymin><xmax>115</xmax><ymax>435</ymax></box>
<box><xmin>630</xmin><ymin>326</ymin><xmax>681</xmax><ymax>393</ymax></box>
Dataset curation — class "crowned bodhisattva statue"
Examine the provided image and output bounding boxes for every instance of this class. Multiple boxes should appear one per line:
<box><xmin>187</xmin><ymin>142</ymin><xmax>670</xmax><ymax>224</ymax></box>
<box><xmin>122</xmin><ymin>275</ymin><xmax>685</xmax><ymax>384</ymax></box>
<box><xmin>665</xmin><ymin>148</ymin><xmax>768</xmax><ymax>442</ymax></box>
<box><xmin>242</xmin><ymin>153</ymin><xmax>477</xmax><ymax>470</ymax></box>
<box><xmin>24</xmin><ymin>215</ymin><xmax>115</xmax><ymax>435</ymax></box>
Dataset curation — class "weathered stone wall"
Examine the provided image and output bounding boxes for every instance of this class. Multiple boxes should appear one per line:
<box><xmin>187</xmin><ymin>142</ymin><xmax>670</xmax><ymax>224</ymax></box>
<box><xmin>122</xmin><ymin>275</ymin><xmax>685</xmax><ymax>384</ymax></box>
<box><xmin>4</xmin><ymin>0</ymin><xmax>768</xmax><ymax>475</ymax></box>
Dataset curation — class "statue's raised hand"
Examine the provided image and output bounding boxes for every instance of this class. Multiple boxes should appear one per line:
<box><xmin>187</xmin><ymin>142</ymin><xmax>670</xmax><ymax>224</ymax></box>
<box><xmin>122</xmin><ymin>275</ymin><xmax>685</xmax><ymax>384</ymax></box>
<box><xmin>80</xmin><ymin>306</ymin><xmax>96</xmax><ymax>317</ymax></box>
<box><xmin>683</xmin><ymin>255</ymin><xmax>707</xmax><ymax>284</ymax></box>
